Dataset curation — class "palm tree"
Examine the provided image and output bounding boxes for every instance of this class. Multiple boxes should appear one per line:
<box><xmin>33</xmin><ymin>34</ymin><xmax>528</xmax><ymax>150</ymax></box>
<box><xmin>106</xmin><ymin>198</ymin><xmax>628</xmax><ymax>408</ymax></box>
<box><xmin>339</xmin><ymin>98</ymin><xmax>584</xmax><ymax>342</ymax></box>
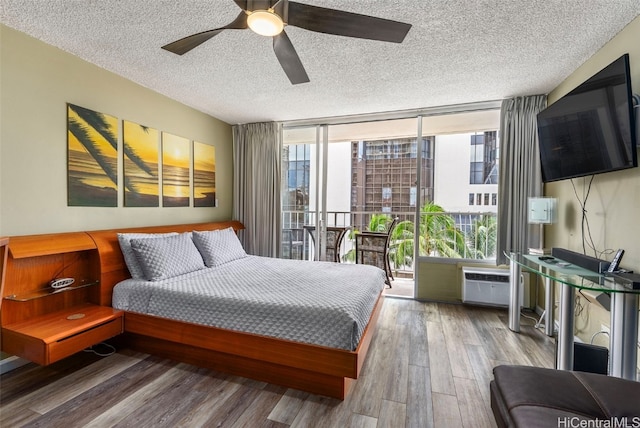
<box><xmin>387</xmin><ymin>203</ymin><xmax>471</xmax><ymax>270</ymax></box>
<box><xmin>416</xmin><ymin>202</ymin><xmax>470</xmax><ymax>258</ymax></box>
<box><xmin>466</xmin><ymin>214</ymin><xmax>497</xmax><ymax>259</ymax></box>
<box><xmin>367</xmin><ymin>213</ymin><xmax>394</xmax><ymax>232</ymax></box>
<box><xmin>346</xmin><ymin>205</ymin><xmax>473</xmax><ymax>267</ymax></box>
<box><xmin>388</xmin><ymin>219</ymin><xmax>415</xmax><ymax>269</ymax></box>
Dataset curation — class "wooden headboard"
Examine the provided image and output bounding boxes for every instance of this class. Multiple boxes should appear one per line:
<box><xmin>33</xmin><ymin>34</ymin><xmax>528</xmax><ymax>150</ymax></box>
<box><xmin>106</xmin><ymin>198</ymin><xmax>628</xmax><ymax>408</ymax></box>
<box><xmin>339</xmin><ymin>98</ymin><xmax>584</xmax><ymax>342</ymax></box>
<box><xmin>87</xmin><ymin>221</ymin><xmax>245</xmax><ymax>306</ymax></box>
<box><xmin>0</xmin><ymin>237</ymin><xmax>9</xmax><ymax>312</ymax></box>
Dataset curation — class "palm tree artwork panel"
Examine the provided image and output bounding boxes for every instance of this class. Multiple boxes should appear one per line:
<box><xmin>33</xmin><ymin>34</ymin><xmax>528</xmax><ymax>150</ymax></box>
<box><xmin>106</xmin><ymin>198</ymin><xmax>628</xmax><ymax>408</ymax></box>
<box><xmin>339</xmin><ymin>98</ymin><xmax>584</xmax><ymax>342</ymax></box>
<box><xmin>193</xmin><ymin>141</ymin><xmax>216</xmax><ymax>207</ymax></box>
<box><xmin>123</xmin><ymin>120</ymin><xmax>159</xmax><ymax>207</ymax></box>
<box><xmin>162</xmin><ymin>132</ymin><xmax>190</xmax><ymax>207</ymax></box>
<box><xmin>67</xmin><ymin>104</ymin><xmax>118</xmax><ymax>207</ymax></box>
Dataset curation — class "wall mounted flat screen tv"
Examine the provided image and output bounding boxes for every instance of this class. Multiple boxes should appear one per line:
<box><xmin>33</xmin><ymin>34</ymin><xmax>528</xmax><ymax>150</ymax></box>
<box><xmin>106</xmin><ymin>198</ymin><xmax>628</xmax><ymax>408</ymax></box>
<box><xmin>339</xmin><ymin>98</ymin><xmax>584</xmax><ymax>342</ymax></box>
<box><xmin>537</xmin><ymin>53</ymin><xmax>637</xmax><ymax>183</ymax></box>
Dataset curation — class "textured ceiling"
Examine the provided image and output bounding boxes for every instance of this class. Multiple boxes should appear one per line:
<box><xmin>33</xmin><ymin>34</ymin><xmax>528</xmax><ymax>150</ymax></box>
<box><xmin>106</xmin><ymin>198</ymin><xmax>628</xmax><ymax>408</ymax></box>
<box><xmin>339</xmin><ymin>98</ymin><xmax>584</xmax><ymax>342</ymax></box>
<box><xmin>1</xmin><ymin>1</ymin><xmax>639</xmax><ymax>125</ymax></box>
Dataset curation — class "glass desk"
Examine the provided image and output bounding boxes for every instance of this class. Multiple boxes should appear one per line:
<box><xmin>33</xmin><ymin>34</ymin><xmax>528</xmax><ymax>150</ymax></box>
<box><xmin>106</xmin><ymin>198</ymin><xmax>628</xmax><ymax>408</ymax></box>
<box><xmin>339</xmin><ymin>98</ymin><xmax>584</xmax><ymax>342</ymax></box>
<box><xmin>506</xmin><ymin>252</ymin><xmax>640</xmax><ymax>381</ymax></box>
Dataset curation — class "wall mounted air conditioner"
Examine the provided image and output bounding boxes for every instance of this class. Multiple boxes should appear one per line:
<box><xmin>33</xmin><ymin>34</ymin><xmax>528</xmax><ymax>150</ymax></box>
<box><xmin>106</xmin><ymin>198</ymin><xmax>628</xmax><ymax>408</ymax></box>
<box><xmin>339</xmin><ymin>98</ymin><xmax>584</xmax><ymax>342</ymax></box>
<box><xmin>462</xmin><ymin>267</ymin><xmax>524</xmax><ymax>308</ymax></box>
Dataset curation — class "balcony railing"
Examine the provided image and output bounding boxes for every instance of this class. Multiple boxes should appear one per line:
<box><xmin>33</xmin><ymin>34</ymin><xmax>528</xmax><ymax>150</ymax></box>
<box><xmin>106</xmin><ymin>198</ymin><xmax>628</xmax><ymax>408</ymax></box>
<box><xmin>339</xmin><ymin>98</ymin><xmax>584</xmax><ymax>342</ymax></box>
<box><xmin>281</xmin><ymin>210</ymin><xmax>498</xmax><ymax>272</ymax></box>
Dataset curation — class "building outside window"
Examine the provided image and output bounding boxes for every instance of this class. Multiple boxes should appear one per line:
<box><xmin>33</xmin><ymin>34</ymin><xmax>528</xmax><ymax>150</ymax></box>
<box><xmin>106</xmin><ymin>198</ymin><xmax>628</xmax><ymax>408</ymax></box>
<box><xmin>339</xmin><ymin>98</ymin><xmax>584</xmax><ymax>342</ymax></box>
<box><xmin>469</xmin><ymin>132</ymin><xmax>498</xmax><ymax>185</ymax></box>
<box><xmin>283</xmin><ymin>144</ymin><xmax>310</xmax><ymax>211</ymax></box>
<box><xmin>282</xmin><ymin>111</ymin><xmax>501</xmax><ymax>263</ymax></box>
<box><xmin>351</xmin><ymin>137</ymin><xmax>434</xmax><ymax>227</ymax></box>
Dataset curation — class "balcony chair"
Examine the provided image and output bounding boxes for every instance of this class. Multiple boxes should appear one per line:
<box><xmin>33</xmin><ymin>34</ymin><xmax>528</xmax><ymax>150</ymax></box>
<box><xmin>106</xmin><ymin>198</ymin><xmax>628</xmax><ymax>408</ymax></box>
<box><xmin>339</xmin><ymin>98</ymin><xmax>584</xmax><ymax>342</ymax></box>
<box><xmin>282</xmin><ymin>228</ymin><xmax>305</xmax><ymax>260</ymax></box>
<box><xmin>355</xmin><ymin>217</ymin><xmax>398</xmax><ymax>287</ymax></box>
<box><xmin>303</xmin><ymin>225</ymin><xmax>349</xmax><ymax>263</ymax></box>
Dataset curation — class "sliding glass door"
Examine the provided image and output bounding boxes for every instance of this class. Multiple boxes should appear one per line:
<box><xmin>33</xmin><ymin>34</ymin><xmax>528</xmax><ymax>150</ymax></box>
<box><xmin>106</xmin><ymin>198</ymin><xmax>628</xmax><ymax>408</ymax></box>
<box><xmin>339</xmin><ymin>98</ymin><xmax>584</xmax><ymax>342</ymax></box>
<box><xmin>281</xmin><ymin>103</ymin><xmax>501</xmax><ymax>300</ymax></box>
<box><xmin>281</xmin><ymin>118</ymin><xmax>422</xmax><ymax>297</ymax></box>
<box><xmin>281</xmin><ymin>125</ymin><xmax>334</xmax><ymax>261</ymax></box>
<box><xmin>326</xmin><ymin>119</ymin><xmax>422</xmax><ymax>297</ymax></box>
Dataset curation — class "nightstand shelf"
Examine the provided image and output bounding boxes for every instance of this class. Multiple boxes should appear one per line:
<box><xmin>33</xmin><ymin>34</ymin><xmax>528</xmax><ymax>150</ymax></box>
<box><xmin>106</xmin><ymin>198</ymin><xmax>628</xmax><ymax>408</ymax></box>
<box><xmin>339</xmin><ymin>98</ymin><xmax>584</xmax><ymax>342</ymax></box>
<box><xmin>1</xmin><ymin>232</ymin><xmax>123</xmax><ymax>365</ymax></box>
<box><xmin>3</xmin><ymin>279</ymin><xmax>100</xmax><ymax>302</ymax></box>
<box><xmin>1</xmin><ymin>303</ymin><xmax>123</xmax><ymax>365</ymax></box>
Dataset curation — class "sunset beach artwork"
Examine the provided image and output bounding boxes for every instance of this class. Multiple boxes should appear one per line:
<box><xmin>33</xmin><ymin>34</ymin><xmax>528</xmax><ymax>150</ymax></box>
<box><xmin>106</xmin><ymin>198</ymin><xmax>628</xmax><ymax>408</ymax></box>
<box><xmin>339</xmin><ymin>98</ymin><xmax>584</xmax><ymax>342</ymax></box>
<box><xmin>123</xmin><ymin>120</ymin><xmax>159</xmax><ymax>207</ymax></box>
<box><xmin>162</xmin><ymin>132</ymin><xmax>190</xmax><ymax>207</ymax></box>
<box><xmin>193</xmin><ymin>141</ymin><xmax>216</xmax><ymax>207</ymax></box>
<box><xmin>67</xmin><ymin>104</ymin><xmax>118</xmax><ymax>207</ymax></box>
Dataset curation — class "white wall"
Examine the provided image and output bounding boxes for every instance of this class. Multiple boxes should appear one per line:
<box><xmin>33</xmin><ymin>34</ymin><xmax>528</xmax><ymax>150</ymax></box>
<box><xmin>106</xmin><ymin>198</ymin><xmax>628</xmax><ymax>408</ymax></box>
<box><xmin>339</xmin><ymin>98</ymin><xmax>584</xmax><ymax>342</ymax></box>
<box><xmin>308</xmin><ymin>141</ymin><xmax>352</xmax><ymax>222</ymax></box>
<box><xmin>326</xmin><ymin>142</ymin><xmax>352</xmax><ymax>214</ymax></box>
<box><xmin>0</xmin><ymin>25</ymin><xmax>233</xmax><ymax>236</ymax></box>
<box><xmin>433</xmin><ymin>134</ymin><xmax>498</xmax><ymax>213</ymax></box>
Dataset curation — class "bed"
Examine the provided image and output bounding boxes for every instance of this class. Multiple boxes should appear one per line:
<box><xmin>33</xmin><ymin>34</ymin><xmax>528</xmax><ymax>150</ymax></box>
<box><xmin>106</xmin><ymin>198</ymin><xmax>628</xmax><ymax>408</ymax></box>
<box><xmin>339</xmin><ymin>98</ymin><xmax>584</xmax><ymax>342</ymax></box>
<box><xmin>89</xmin><ymin>221</ymin><xmax>386</xmax><ymax>399</ymax></box>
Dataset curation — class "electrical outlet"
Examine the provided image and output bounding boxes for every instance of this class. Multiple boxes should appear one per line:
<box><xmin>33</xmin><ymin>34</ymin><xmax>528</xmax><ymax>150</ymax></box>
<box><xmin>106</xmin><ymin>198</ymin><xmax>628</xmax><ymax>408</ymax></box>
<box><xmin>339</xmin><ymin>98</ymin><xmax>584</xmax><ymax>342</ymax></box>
<box><xmin>600</xmin><ymin>323</ymin><xmax>610</xmax><ymax>334</ymax></box>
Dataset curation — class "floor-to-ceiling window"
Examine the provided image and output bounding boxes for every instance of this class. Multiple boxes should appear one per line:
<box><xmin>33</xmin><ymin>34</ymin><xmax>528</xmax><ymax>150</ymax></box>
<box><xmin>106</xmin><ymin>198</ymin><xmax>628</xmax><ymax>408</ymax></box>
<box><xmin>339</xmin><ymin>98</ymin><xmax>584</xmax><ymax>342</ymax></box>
<box><xmin>281</xmin><ymin>142</ymin><xmax>311</xmax><ymax>260</ymax></box>
<box><xmin>281</xmin><ymin>102</ymin><xmax>501</xmax><ymax>299</ymax></box>
<box><xmin>423</xmin><ymin>110</ymin><xmax>500</xmax><ymax>260</ymax></box>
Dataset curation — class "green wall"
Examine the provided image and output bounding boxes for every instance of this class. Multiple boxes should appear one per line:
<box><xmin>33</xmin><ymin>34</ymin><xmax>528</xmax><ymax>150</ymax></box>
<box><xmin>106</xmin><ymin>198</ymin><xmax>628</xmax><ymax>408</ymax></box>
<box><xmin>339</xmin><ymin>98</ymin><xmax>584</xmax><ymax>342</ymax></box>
<box><xmin>0</xmin><ymin>25</ymin><xmax>234</xmax><ymax>237</ymax></box>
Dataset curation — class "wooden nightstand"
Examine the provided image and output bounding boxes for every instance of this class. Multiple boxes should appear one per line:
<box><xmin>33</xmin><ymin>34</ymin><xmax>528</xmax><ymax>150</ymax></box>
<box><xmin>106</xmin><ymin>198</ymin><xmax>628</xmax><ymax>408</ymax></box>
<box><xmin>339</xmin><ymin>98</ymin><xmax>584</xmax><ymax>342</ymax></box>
<box><xmin>1</xmin><ymin>303</ymin><xmax>123</xmax><ymax>365</ymax></box>
<box><xmin>1</xmin><ymin>232</ymin><xmax>123</xmax><ymax>365</ymax></box>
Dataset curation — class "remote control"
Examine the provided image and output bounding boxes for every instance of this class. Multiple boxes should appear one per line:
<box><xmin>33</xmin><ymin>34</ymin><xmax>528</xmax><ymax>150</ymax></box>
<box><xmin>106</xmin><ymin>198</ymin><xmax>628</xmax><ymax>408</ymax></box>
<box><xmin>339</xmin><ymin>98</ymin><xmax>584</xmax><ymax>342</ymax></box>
<box><xmin>607</xmin><ymin>249</ymin><xmax>624</xmax><ymax>273</ymax></box>
<box><xmin>50</xmin><ymin>277</ymin><xmax>75</xmax><ymax>289</ymax></box>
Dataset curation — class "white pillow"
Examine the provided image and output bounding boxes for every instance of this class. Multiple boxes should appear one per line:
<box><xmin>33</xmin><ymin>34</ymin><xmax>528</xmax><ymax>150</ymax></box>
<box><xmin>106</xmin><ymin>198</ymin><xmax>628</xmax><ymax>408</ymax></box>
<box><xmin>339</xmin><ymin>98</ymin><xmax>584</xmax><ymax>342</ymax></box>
<box><xmin>130</xmin><ymin>232</ymin><xmax>205</xmax><ymax>281</ymax></box>
<box><xmin>118</xmin><ymin>232</ymin><xmax>178</xmax><ymax>279</ymax></box>
<box><xmin>192</xmin><ymin>227</ymin><xmax>247</xmax><ymax>267</ymax></box>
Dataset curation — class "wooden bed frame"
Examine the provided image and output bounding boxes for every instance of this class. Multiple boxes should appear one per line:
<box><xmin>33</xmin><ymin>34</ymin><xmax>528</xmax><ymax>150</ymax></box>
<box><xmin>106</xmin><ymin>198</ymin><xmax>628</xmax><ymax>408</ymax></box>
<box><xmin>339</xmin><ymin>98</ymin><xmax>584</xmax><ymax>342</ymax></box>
<box><xmin>88</xmin><ymin>221</ymin><xmax>384</xmax><ymax>399</ymax></box>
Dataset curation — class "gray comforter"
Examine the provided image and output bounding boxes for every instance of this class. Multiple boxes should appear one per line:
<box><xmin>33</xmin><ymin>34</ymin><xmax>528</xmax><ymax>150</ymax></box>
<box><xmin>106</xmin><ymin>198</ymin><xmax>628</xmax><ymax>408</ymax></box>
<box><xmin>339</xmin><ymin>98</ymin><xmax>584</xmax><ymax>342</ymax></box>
<box><xmin>112</xmin><ymin>256</ymin><xmax>387</xmax><ymax>350</ymax></box>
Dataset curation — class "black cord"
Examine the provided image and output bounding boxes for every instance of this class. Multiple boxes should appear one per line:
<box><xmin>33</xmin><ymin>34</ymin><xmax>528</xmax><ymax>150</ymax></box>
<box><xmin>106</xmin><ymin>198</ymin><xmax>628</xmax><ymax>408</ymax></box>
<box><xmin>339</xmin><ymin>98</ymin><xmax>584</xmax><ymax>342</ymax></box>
<box><xmin>582</xmin><ymin>175</ymin><xmax>598</xmax><ymax>257</ymax></box>
<box><xmin>578</xmin><ymin>289</ymin><xmax>589</xmax><ymax>301</ymax></box>
<box><xmin>570</xmin><ymin>175</ymin><xmax>601</xmax><ymax>257</ymax></box>
<box><xmin>50</xmin><ymin>256</ymin><xmax>79</xmax><ymax>282</ymax></box>
<box><xmin>83</xmin><ymin>342</ymin><xmax>116</xmax><ymax>357</ymax></box>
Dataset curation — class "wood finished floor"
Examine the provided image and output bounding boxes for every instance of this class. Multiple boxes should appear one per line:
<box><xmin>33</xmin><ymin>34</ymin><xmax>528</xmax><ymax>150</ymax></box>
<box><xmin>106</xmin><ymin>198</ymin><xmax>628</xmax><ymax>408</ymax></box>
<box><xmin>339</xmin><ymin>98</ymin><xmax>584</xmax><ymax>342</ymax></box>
<box><xmin>0</xmin><ymin>299</ymin><xmax>556</xmax><ymax>428</ymax></box>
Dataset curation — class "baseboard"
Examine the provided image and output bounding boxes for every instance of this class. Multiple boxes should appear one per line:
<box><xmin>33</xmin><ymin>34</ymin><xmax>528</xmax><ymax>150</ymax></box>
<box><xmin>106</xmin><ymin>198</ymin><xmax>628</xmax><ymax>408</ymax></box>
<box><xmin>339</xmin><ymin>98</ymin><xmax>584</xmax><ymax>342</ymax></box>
<box><xmin>0</xmin><ymin>355</ymin><xmax>30</xmax><ymax>374</ymax></box>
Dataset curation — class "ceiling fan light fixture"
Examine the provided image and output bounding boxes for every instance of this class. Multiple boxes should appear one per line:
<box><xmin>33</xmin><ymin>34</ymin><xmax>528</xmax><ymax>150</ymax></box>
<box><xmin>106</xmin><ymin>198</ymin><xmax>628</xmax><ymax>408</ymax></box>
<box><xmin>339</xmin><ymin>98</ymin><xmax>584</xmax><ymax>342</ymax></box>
<box><xmin>247</xmin><ymin>9</ymin><xmax>284</xmax><ymax>37</ymax></box>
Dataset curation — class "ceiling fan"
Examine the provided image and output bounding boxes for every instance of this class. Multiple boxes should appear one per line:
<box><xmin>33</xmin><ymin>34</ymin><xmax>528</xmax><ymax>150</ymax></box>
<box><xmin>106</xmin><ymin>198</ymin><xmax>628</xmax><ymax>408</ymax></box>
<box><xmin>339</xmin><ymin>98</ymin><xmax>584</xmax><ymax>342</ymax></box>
<box><xmin>161</xmin><ymin>0</ymin><xmax>412</xmax><ymax>85</ymax></box>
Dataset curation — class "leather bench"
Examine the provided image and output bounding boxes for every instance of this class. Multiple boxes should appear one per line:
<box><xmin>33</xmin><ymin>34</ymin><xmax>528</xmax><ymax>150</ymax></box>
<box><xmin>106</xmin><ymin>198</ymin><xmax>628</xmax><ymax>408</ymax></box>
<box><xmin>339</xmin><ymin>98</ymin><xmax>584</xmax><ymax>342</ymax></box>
<box><xmin>490</xmin><ymin>365</ymin><xmax>640</xmax><ymax>428</ymax></box>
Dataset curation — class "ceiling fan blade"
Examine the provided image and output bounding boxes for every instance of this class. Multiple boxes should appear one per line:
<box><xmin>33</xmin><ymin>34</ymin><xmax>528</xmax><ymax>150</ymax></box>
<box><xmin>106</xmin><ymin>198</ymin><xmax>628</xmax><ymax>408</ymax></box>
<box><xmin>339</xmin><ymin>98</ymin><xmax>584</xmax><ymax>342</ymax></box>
<box><xmin>232</xmin><ymin>0</ymin><xmax>248</xmax><ymax>9</ymax></box>
<box><xmin>286</xmin><ymin>1</ymin><xmax>411</xmax><ymax>43</ymax></box>
<box><xmin>243</xmin><ymin>0</ymin><xmax>274</xmax><ymax>11</ymax></box>
<box><xmin>162</xmin><ymin>11</ymin><xmax>248</xmax><ymax>55</ymax></box>
<box><xmin>273</xmin><ymin>31</ymin><xmax>309</xmax><ymax>85</ymax></box>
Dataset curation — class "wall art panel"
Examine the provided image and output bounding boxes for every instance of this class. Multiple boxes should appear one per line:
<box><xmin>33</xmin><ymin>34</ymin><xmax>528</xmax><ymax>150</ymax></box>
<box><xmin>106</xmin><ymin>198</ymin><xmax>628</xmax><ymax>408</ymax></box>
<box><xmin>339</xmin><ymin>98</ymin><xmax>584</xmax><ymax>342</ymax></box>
<box><xmin>67</xmin><ymin>103</ymin><xmax>118</xmax><ymax>207</ymax></box>
<box><xmin>162</xmin><ymin>132</ymin><xmax>190</xmax><ymax>207</ymax></box>
<box><xmin>123</xmin><ymin>120</ymin><xmax>159</xmax><ymax>207</ymax></box>
<box><xmin>193</xmin><ymin>141</ymin><xmax>216</xmax><ymax>207</ymax></box>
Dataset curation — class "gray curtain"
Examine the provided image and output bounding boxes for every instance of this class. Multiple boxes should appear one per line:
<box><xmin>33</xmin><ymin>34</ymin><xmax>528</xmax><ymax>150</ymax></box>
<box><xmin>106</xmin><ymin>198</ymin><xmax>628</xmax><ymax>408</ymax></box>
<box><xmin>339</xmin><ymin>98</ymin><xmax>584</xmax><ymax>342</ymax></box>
<box><xmin>232</xmin><ymin>122</ymin><xmax>281</xmax><ymax>257</ymax></box>
<box><xmin>496</xmin><ymin>95</ymin><xmax>547</xmax><ymax>265</ymax></box>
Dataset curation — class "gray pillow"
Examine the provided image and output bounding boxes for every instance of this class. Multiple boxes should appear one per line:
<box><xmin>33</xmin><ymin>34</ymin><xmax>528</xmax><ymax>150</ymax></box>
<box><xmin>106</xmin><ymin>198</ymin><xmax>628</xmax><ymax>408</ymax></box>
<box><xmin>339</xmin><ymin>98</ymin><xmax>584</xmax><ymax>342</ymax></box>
<box><xmin>192</xmin><ymin>227</ymin><xmax>247</xmax><ymax>267</ymax></box>
<box><xmin>130</xmin><ymin>232</ymin><xmax>205</xmax><ymax>281</ymax></box>
<box><xmin>117</xmin><ymin>232</ymin><xmax>178</xmax><ymax>279</ymax></box>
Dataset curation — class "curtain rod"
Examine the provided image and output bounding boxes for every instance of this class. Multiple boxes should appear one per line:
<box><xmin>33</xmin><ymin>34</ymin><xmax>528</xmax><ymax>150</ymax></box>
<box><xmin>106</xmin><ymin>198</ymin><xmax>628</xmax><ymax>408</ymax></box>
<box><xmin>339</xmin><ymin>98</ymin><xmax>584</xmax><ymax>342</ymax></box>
<box><xmin>282</xmin><ymin>100</ymin><xmax>502</xmax><ymax>129</ymax></box>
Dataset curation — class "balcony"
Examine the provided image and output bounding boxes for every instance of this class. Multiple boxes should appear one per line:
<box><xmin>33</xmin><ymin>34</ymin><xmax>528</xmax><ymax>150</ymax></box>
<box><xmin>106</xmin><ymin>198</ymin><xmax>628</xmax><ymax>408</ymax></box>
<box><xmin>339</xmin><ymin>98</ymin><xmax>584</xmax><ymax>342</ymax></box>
<box><xmin>281</xmin><ymin>209</ymin><xmax>498</xmax><ymax>276</ymax></box>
